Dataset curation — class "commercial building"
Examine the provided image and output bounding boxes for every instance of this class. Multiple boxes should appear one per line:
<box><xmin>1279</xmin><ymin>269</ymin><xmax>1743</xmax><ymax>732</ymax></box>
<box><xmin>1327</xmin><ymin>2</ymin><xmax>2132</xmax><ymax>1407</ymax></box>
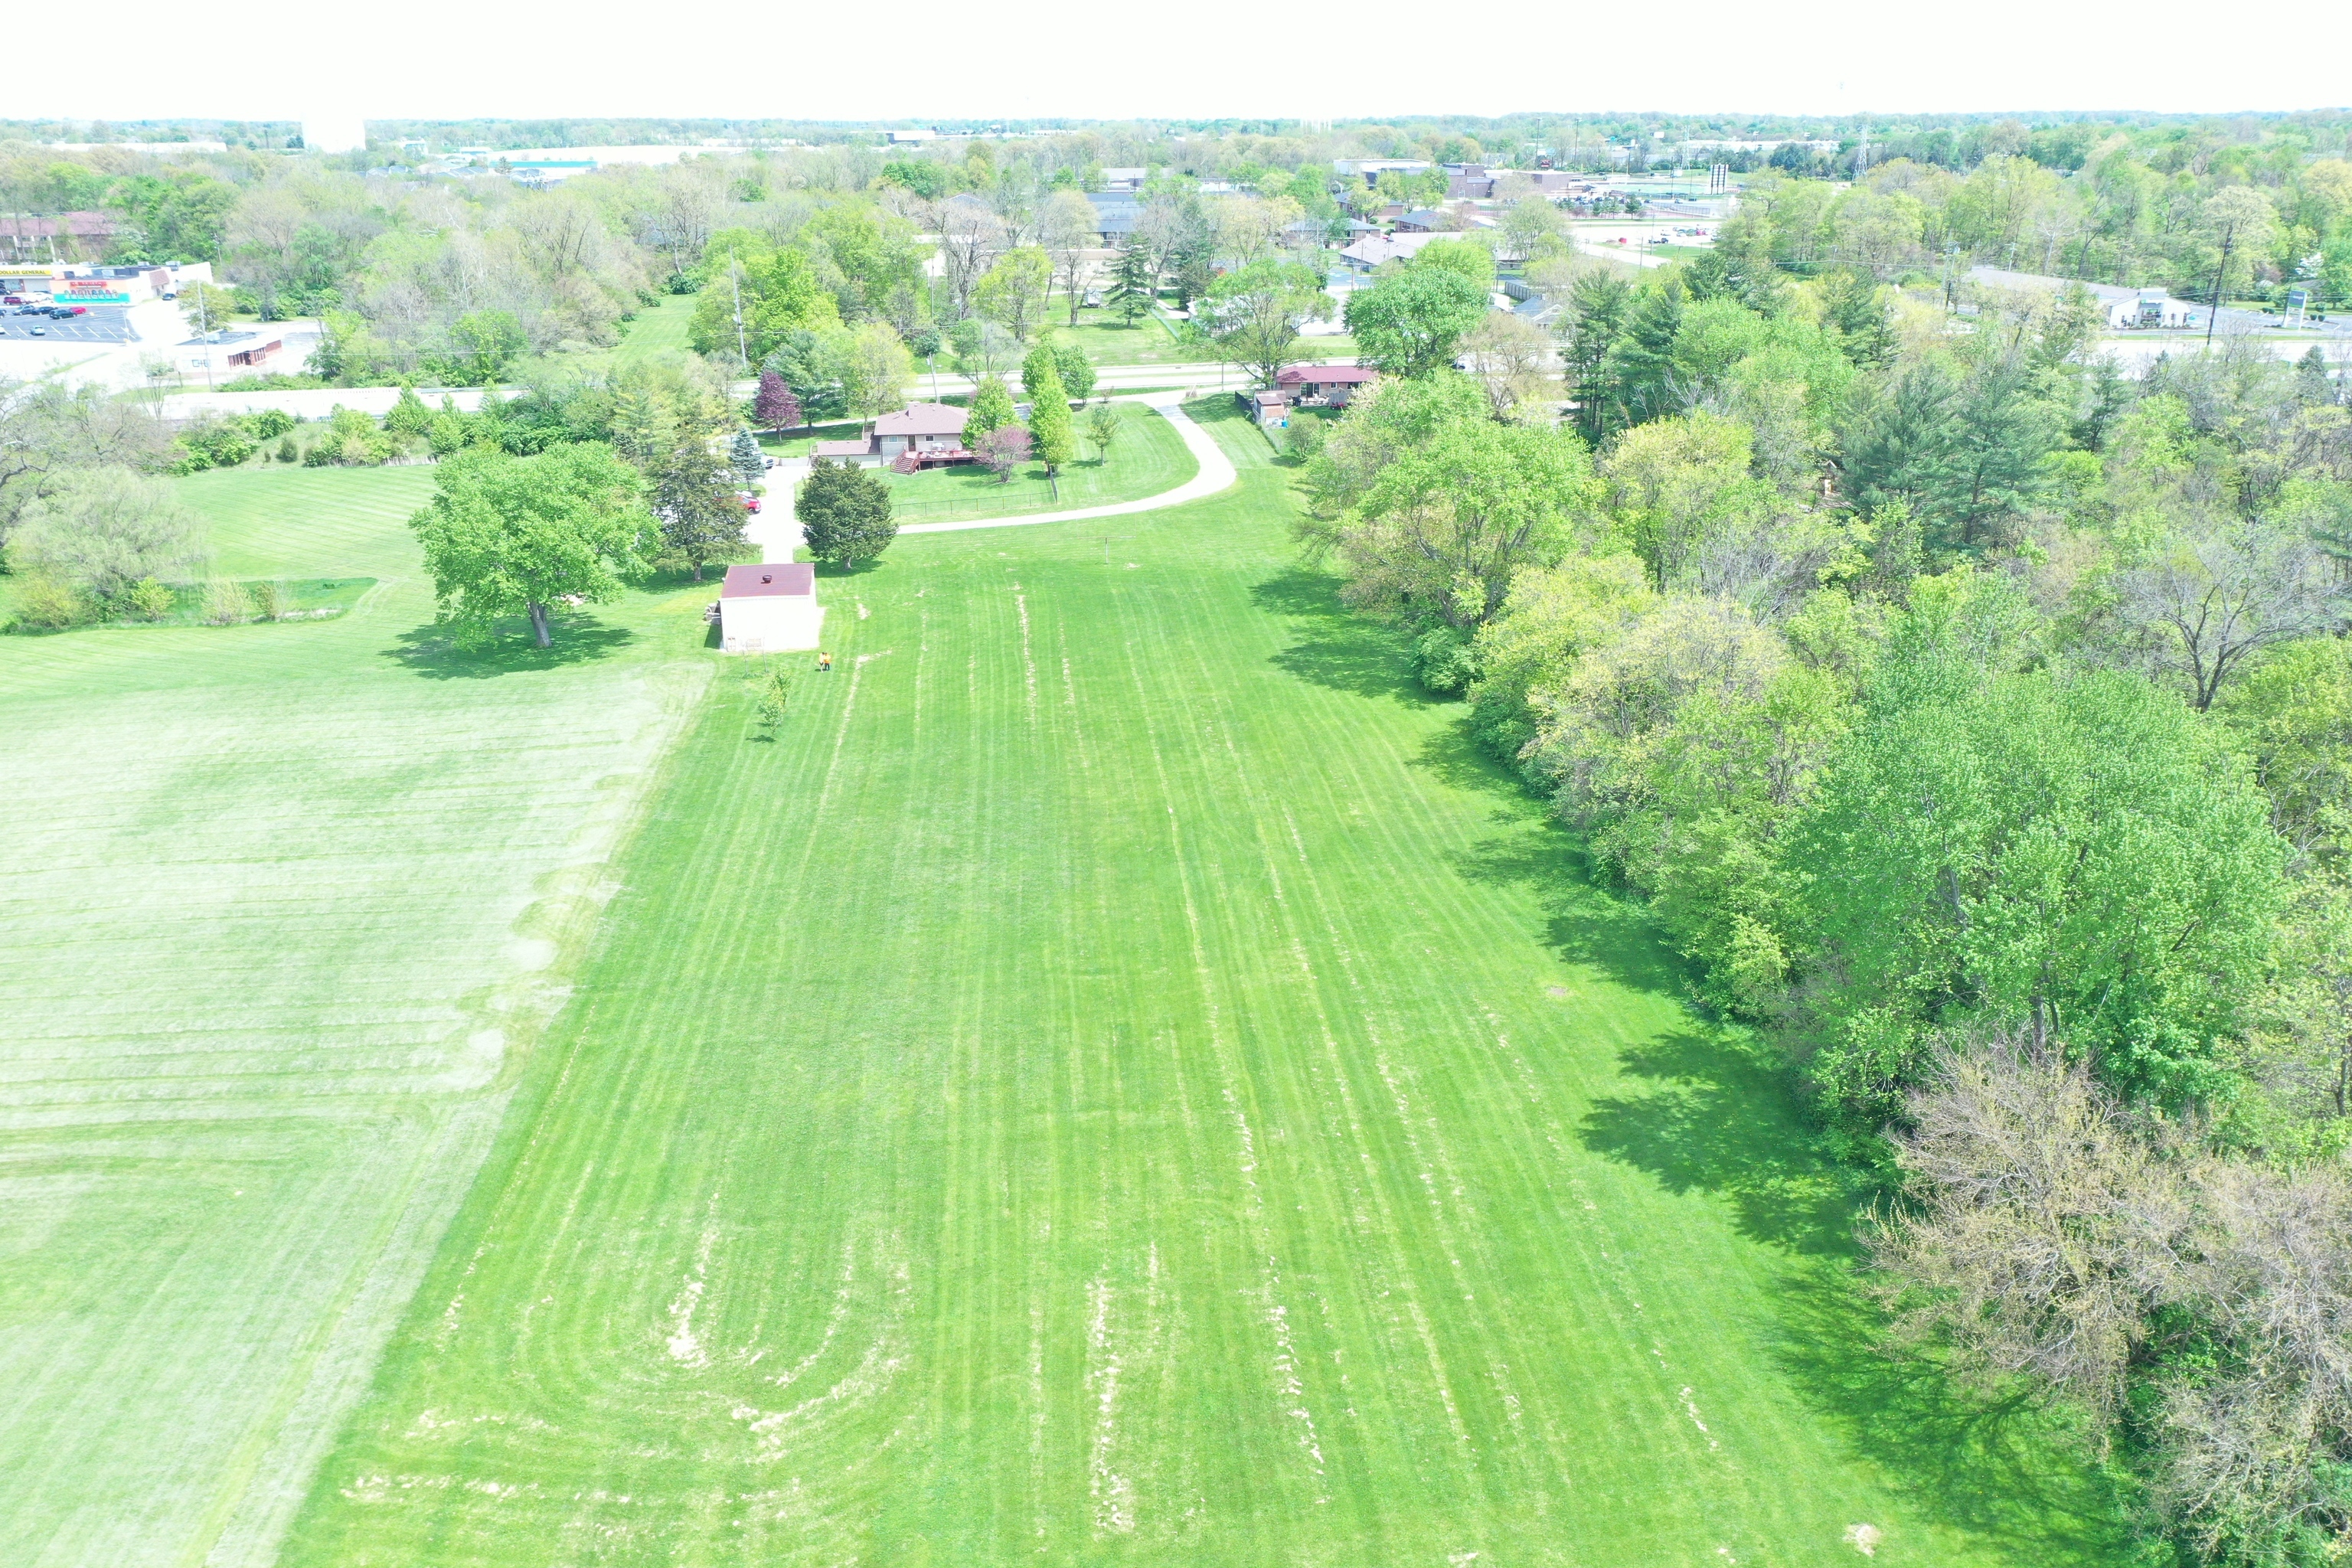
<box><xmin>0</xmin><ymin>261</ymin><xmax>214</xmax><ymax>304</ymax></box>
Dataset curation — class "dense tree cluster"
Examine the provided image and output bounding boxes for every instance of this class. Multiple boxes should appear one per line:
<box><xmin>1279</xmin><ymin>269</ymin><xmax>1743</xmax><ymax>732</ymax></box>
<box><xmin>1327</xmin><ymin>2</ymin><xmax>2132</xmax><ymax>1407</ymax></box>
<box><xmin>1305</xmin><ymin>235</ymin><xmax>2352</xmax><ymax>1560</ymax></box>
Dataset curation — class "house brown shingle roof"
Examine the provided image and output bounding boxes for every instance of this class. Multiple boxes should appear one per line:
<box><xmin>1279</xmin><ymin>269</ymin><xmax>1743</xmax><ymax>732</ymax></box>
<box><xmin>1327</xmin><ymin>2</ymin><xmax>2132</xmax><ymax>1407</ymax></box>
<box><xmin>1278</xmin><ymin>365</ymin><xmax>1376</xmax><ymax>385</ymax></box>
<box><xmin>873</xmin><ymin>403</ymin><xmax>969</xmax><ymax>437</ymax></box>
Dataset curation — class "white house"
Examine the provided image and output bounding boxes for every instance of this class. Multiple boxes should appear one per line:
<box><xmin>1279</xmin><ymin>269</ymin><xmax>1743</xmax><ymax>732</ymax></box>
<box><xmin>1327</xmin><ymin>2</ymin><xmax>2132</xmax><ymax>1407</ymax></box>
<box><xmin>717</xmin><ymin>562</ymin><xmax>823</xmax><ymax>654</ymax></box>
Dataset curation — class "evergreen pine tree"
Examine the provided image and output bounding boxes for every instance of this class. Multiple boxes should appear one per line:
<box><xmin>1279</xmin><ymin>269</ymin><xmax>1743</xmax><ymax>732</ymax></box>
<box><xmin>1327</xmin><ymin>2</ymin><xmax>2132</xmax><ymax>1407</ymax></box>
<box><xmin>730</xmin><ymin>430</ymin><xmax>766</xmax><ymax>485</ymax></box>
<box><xmin>1107</xmin><ymin>243</ymin><xmax>1153</xmax><ymax>325</ymax></box>
<box><xmin>1602</xmin><ymin>278</ymin><xmax>1684</xmax><ymax>426</ymax></box>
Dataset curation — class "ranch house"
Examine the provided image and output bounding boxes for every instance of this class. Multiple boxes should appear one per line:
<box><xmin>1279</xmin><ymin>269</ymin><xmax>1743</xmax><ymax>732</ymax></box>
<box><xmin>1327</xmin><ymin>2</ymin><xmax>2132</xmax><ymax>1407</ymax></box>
<box><xmin>810</xmin><ymin>403</ymin><xmax>971</xmax><ymax>467</ymax></box>
<box><xmin>1276</xmin><ymin>365</ymin><xmax>1377</xmax><ymax>407</ymax></box>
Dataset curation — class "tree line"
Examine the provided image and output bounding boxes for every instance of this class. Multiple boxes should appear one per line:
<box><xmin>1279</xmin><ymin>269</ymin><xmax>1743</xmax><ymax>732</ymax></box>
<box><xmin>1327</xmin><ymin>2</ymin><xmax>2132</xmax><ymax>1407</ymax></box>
<box><xmin>1299</xmin><ymin>241</ymin><xmax>2352</xmax><ymax>1561</ymax></box>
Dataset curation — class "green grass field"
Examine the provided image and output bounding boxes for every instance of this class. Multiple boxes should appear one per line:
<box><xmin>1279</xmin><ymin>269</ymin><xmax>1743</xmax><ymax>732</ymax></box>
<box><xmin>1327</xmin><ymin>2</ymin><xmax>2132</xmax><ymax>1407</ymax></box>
<box><xmin>877</xmin><ymin>403</ymin><xmax>1194</xmax><ymax>520</ymax></box>
<box><xmin>0</xmin><ymin>410</ymin><xmax>2122</xmax><ymax>1566</ymax></box>
<box><xmin>225</xmin><ymin>407</ymin><xmax>2112</xmax><ymax>1566</ymax></box>
<box><xmin>609</xmin><ymin>294</ymin><xmax>697</xmax><ymax>366</ymax></box>
<box><xmin>0</xmin><ymin>467</ymin><xmax>715</xmax><ymax>1566</ymax></box>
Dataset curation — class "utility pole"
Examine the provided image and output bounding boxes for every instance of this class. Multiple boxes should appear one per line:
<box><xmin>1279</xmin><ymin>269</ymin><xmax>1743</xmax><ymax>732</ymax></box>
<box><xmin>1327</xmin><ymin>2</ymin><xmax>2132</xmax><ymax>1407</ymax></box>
<box><xmin>728</xmin><ymin>247</ymin><xmax>747</xmax><ymax>370</ymax></box>
<box><xmin>2206</xmin><ymin>223</ymin><xmax>2234</xmax><ymax>347</ymax></box>
<box><xmin>196</xmin><ymin>282</ymin><xmax>213</xmax><ymax>391</ymax></box>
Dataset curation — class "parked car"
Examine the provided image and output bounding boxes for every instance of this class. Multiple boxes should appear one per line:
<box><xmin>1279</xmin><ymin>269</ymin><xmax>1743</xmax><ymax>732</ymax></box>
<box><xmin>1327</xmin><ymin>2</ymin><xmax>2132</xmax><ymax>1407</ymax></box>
<box><xmin>29</xmin><ymin>325</ymin><xmax>45</xmax><ymax>335</ymax></box>
<box><xmin>736</xmin><ymin>491</ymin><xmax>762</xmax><ymax>513</ymax></box>
<box><xmin>67</xmin><ymin>304</ymin><xmax>87</xmax><ymax>315</ymax></box>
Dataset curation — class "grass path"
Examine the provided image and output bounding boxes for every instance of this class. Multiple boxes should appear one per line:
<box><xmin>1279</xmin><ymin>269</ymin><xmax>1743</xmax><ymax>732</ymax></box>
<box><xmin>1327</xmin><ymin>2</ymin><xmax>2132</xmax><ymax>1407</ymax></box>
<box><xmin>277</xmin><ymin>407</ymin><xmax>2125</xmax><ymax>1566</ymax></box>
<box><xmin>0</xmin><ymin>467</ymin><xmax>716</xmax><ymax>1566</ymax></box>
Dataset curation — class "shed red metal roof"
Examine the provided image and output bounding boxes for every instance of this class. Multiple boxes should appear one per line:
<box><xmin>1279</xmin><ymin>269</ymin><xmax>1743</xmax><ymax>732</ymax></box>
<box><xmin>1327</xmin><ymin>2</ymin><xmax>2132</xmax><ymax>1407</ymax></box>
<box><xmin>720</xmin><ymin>563</ymin><xmax>815</xmax><ymax>598</ymax></box>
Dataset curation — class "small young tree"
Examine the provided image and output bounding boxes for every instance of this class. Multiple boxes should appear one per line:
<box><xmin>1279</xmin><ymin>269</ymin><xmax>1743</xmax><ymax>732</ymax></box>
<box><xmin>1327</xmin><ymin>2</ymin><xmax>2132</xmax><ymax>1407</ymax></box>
<box><xmin>753</xmin><ymin>368</ymin><xmax>801</xmax><ymax>433</ymax></box>
<box><xmin>1084</xmin><ymin>403</ymin><xmax>1126</xmax><ymax>462</ymax></box>
<box><xmin>728</xmin><ymin>430</ymin><xmax>766</xmax><ymax>485</ymax></box>
<box><xmin>1027</xmin><ymin>362</ymin><xmax>1076</xmax><ymax>486</ymax></box>
<box><xmin>973</xmin><ymin>426</ymin><xmax>1032</xmax><ymax>482</ymax></box>
<box><xmin>383</xmin><ymin>382</ymin><xmax>433</xmax><ymax>438</ymax></box>
<box><xmin>119</xmin><ymin>576</ymin><xmax>175</xmax><ymax>621</ymax></box>
<box><xmin>963</xmin><ymin>374</ymin><xmax>1018</xmax><ymax>446</ymax></box>
<box><xmin>795</xmin><ymin>456</ymin><xmax>897</xmax><ymax>568</ymax></box>
<box><xmin>753</xmin><ymin>663</ymin><xmax>792</xmax><ymax>736</ymax></box>
<box><xmin>408</xmin><ymin>443</ymin><xmax>653</xmax><ymax>648</ymax></box>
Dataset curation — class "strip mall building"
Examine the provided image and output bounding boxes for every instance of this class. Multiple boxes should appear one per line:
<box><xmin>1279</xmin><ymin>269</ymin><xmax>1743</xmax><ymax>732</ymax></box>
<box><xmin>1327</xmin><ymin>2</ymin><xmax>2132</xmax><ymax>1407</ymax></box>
<box><xmin>0</xmin><ymin>261</ymin><xmax>214</xmax><ymax>304</ymax></box>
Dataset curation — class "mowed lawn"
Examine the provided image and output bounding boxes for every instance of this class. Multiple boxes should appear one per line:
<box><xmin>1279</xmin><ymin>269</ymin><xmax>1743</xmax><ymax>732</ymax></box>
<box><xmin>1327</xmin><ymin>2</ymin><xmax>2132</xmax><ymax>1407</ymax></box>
<box><xmin>0</xmin><ymin>467</ymin><xmax>715</xmax><ymax>1567</ymax></box>
<box><xmin>282</xmin><ymin>408</ymin><xmax>2125</xmax><ymax>1566</ymax></box>
<box><xmin>880</xmin><ymin>402</ymin><xmax>1195</xmax><ymax>521</ymax></box>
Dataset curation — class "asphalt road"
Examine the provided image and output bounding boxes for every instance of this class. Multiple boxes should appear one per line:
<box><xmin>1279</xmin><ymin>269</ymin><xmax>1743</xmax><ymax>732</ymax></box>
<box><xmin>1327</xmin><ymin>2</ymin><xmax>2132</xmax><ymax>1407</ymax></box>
<box><xmin>0</xmin><ymin>307</ymin><xmax>133</xmax><ymax>344</ymax></box>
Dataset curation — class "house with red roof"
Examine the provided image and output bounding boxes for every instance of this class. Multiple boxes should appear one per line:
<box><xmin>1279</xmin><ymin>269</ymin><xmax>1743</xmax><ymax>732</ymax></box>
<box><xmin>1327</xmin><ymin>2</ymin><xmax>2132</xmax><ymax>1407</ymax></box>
<box><xmin>809</xmin><ymin>403</ymin><xmax>972</xmax><ymax>469</ymax></box>
<box><xmin>1276</xmin><ymin>364</ymin><xmax>1377</xmax><ymax>407</ymax></box>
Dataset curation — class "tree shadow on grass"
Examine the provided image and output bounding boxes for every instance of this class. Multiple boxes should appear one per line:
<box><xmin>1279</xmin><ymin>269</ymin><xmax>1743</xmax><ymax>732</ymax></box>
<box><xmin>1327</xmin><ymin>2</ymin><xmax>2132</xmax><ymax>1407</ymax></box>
<box><xmin>1250</xmin><ymin>567</ymin><xmax>1441</xmax><ymax>707</ymax></box>
<box><xmin>1769</xmin><ymin>1266</ymin><xmax>2136</xmax><ymax>1563</ymax></box>
<box><xmin>387</xmin><ymin>617</ymin><xmax>636</xmax><ymax>679</ymax></box>
<box><xmin>1567</xmin><ymin>980</ymin><xmax>2135</xmax><ymax>1557</ymax></box>
<box><xmin>1579</xmin><ymin>1025</ymin><xmax>1868</xmax><ymax>1257</ymax></box>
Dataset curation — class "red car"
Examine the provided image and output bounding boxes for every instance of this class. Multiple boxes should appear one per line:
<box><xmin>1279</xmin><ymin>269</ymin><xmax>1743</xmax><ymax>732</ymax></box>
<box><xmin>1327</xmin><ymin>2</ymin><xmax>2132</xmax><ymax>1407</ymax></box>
<box><xmin>736</xmin><ymin>490</ymin><xmax>761</xmax><ymax>514</ymax></box>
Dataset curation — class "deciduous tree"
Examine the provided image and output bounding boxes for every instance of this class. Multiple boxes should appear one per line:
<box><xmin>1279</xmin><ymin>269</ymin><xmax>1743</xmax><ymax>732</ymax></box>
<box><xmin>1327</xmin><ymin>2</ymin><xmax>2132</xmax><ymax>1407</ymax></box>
<box><xmin>409</xmin><ymin>444</ymin><xmax>652</xmax><ymax>648</ymax></box>
<box><xmin>1343</xmin><ymin>265</ymin><xmax>1490</xmax><ymax>379</ymax></box>
<box><xmin>1196</xmin><ymin>259</ymin><xmax>1330</xmax><ymax>389</ymax></box>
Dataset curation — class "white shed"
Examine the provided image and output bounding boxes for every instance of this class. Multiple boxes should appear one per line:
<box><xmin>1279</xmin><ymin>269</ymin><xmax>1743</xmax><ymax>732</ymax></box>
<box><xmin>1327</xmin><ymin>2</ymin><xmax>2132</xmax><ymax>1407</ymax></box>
<box><xmin>718</xmin><ymin>562</ymin><xmax>823</xmax><ymax>654</ymax></box>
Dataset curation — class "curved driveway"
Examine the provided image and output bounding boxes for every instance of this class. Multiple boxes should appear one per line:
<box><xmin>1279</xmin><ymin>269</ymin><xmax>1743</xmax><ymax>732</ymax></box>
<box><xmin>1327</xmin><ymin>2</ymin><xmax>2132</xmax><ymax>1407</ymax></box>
<box><xmin>747</xmin><ymin>390</ymin><xmax>1239</xmax><ymax>561</ymax></box>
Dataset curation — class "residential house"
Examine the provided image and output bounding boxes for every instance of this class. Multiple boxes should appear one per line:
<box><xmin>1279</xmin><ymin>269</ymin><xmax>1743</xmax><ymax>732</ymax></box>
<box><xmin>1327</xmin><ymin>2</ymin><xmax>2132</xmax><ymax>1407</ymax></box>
<box><xmin>1395</xmin><ymin>209</ymin><xmax>1455</xmax><ymax>234</ymax></box>
<box><xmin>810</xmin><ymin>403</ymin><xmax>972</xmax><ymax>468</ymax></box>
<box><xmin>1276</xmin><ymin>364</ymin><xmax>1377</xmax><ymax>407</ymax></box>
<box><xmin>1099</xmin><ymin>167</ymin><xmax>1148</xmax><ymax>191</ymax></box>
<box><xmin>1968</xmin><ymin>266</ymin><xmax>2207</xmax><ymax>331</ymax></box>
<box><xmin>1338</xmin><ymin>230</ymin><xmax>1444</xmax><ymax>273</ymax></box>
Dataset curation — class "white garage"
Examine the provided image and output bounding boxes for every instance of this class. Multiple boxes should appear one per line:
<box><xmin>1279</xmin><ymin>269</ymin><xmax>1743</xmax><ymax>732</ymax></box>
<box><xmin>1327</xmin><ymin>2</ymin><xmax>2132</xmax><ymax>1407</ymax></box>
<box><xmin>717</xmin><ymin>562</ymin><xmax>823</xmax><ymax>654</ymax></box>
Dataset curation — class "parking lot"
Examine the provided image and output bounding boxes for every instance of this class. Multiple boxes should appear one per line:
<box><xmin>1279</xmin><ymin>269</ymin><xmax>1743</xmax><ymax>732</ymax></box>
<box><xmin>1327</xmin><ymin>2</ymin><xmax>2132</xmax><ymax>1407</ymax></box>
<box><xmin>0</xmin><ymin>306</ymin><xmax>135</xmax><ymax>344</ymax></box>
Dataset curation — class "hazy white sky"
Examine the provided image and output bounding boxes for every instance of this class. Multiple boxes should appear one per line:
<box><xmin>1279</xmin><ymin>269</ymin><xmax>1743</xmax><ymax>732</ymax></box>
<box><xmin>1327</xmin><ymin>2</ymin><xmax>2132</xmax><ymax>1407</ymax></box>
<box><xmin>30</xmin><ymin>0</ymin><xmax>2345</xmax><ymax>125</ymax></box>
